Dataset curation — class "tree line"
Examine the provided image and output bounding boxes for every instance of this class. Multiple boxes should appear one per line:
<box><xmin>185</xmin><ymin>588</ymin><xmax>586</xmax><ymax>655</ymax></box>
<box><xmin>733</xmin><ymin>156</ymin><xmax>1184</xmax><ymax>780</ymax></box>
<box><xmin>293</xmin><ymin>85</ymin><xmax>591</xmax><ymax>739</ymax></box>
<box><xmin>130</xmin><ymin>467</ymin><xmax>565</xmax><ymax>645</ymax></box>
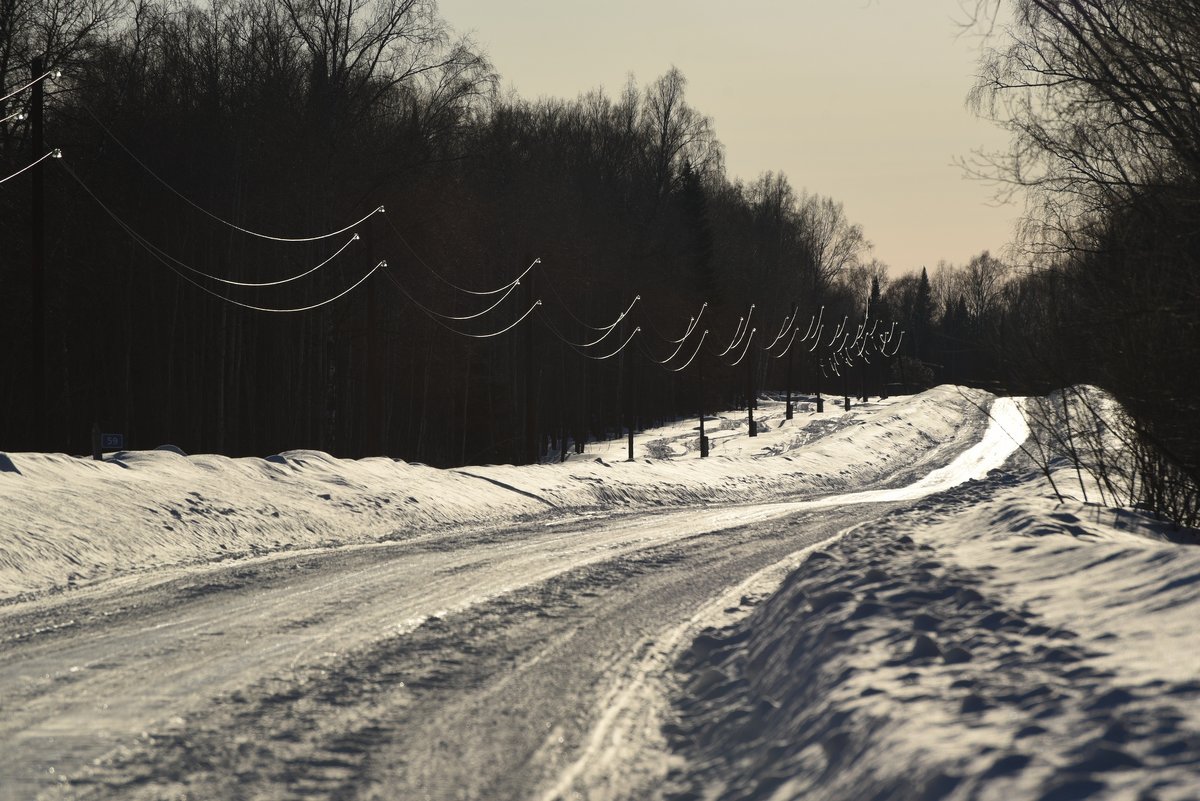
<box><xmin>835</xmin><ymin>0</ymin><xmax>1200</xmax><ymax>527</ymax></box>
<box><xmin>7</xmin><ymin>0</ymin><xmax>1193</xmax><ymax>528</ymax></box>
<box><xmin>1</xmin><ymin>0</ymin><xmax>874</xmax><ymax>465</ymax></box>
<box><xmin>962</xmin><ymin>0</ymin><xmax>1200</xmax><ymax>525</ymax></box>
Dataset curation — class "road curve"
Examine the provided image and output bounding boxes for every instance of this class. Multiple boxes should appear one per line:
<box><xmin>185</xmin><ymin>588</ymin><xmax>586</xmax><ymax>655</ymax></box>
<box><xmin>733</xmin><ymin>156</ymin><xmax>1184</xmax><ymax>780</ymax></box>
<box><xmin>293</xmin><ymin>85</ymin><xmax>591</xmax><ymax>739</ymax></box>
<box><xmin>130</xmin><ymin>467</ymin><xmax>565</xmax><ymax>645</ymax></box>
<box><xmin>0</xmin><ymin>399</ymin><xmax>1026</xmax><ymax>800</ymax></box>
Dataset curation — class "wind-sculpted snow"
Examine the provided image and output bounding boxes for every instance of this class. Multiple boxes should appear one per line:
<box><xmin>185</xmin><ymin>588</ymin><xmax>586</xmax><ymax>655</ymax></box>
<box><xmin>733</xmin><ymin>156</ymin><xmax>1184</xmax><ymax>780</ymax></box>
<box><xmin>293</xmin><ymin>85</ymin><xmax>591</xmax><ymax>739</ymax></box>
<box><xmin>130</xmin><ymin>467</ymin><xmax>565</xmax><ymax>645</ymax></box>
<box><xmin>665</xmin><ymin>473</ymin><xmax>1200</xmax><ymax>801</ymax></box>
<box><xmin>5</xmin><ymin>384</ymin><xmax>1193</xmax><ymax>801</ymax></box>
<box><xmin>0</xmin><ymin>386</ymin><xmax>987</xmax><ymax>602</ymax></box>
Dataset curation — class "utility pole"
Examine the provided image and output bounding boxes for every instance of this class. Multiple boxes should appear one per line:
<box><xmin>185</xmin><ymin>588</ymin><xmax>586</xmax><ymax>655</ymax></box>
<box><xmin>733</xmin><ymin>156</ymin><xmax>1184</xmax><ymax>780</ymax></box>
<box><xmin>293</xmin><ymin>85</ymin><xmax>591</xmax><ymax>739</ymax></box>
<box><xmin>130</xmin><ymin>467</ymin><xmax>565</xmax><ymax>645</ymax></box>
<box><xmin>698</xmin><ymin>350</ymin><xmax>708</xmax><ymax>457</ymax></box>
<box><xmin>363</xmin><ymin>218</ymin><xmax>383</xmax><ymax>455</ymax></box>
<box><xmin>785</xmin><ymin>301</ymin><xmax>797</xmax><ymax>420</ymax></box>
<box><xmin>746</xmin><ymin>335</ymin><xmax>757</xmax><ymax>437</ymax></box>
<box><xmin>524</xmin><ymin>266</ymin><xmax>538</xmax><ymax>465</ymax></box>
<box><xmin>30</xmin><ymin>56</ymin><xmax>46</xmax><ymax>450</ymax></box>
<box><xmin>625</xmin><ymin>328</ymin><xmax>635</xmax><ymax>462</ymax></box>
<box><xmin>842</xmin><ymin>362</ymin><xmax>851</xmax><ymax>412</ymax></box>
<box><xmin>816</xmin><ymin>359</ymin><xmax>824</xmax><ymax>413</ymax></box>
<box><xmin>878</xmin><ymin>343</ymin><xmax>888</xmax><ymax>400</ymax></box>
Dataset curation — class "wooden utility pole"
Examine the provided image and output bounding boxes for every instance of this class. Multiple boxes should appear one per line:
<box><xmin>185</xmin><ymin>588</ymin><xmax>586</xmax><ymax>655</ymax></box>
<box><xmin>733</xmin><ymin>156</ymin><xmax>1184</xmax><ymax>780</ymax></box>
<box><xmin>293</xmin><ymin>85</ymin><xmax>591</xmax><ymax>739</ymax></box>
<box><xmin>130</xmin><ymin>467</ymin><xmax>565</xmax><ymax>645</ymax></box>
<box><xmin>624</xmin><ymin>333</ymin><xmax>635</xmax><ymax>462</ymax></box>
<box><xmin>746</xmin><ymin>342</ymin><xmax>757</xmax><ymax>437</ymax></box>
<box><xmin>698</xmin><ymin>351</ymin><xmax>708</xmax><ymax>457</ymax></box>
<box><xmin>523</xmin><ymin>267</ymin><xmax>539</xmax><ymax>464</ymax></box>
<box><xmin>785</xmin><ymin>302</ymin><xmax>797</xmax><ymax>420</ymax></box>
<box><xmin>363</xmin><ymin>219</ymin><xmax>384</xmax><ymax>455</ymax></box>
<box><xmin>842</xmin><ymin>363</ymin><xmax>851</xmax><ymax>411</ymax></box>
<box><xmin>878</xmin><ymin>345</ymin><xmax>888</xmax><ymax>400</ymax></box>
<box><xmin>816</xmin><ymin>359</ymin><xmax>824</xmax><ymax>413</ymax></box>
<box><xmin>30</xmin><ymin>56</ymin><xmax>46</xmax><ymax>450</ymax></box>
<box><xmin>628</xmin><ymin>357</ymin><xmax>638</xmax><ymax>462</ymax></box>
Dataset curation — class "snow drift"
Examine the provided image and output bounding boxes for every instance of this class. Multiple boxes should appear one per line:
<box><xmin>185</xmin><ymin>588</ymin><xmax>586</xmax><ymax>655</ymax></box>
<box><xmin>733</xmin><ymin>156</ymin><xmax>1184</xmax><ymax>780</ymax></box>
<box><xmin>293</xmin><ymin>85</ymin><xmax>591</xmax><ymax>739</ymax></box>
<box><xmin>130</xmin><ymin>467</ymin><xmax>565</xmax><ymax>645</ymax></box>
<box><xmin>663</xmin><ymin>459</ymin><xmax>1200</xmax><ymax>801</ymax></box>
<box><xmin>0</xmin><ymin>386</ymin><xmax>987</xmax><ymax>603</ymax></box>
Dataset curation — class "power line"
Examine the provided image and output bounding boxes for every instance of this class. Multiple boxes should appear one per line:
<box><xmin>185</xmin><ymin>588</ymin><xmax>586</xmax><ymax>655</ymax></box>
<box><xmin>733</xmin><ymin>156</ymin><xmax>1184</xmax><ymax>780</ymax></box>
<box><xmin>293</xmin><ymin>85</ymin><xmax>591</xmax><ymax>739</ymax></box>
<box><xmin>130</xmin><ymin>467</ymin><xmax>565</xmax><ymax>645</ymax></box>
<box><xmin>764</xmin><ymin>309</ymin><xmax>796</xmax><ymax>351</ymax></box>
<box><xmin>883</xmin><ymin>330</ymin><xmax>905</xmax><ymax>358</ymax></box>
<box><xmin>718</xmin><ymin>304</ymin><xmax>755</xmax><ymax>355</ymax></box>
<box><xmin>81</xmin><ymin>103</ymin><xmax>382</xmax><ymax>242</ymax></box>
<box><xmin>1</xmin><ymin>108</ymin><xmax>28</xmax><ymax>124</ymax></box>
<box><xmin>100</xmin><ymin>213</ymin><xmax>358</xmax><ymax>287</ymax></box>
<box><xmin>209</xmin><ymin>236</ymin><xmax>360</xmax><ymax>287</ymax></box>
<box><xmin>808</xmin><ymin>324</ymin><xmax>825</xmax><ymax>352</ymax></box>
<box><xmin>669</xmin><ymin>306</ymin><xmax>704</xmax><ymax>344</ymax></box>
<box><xmin>540</xmin><ymin>312</ymin><xmax>641</xmax><ymax>360</ymax></box>
<box><xmin>0</xmin><ymin>148</ymin><xmax>59</xmax><ymax>184</ymax></box>
<box><xmin>715</xmin><ymin>311</ymin><xmax>744</xmax><ymax>354</ymax></box>
<box><xmin>666</xmin><ymin>330</ymin><xmax>708</xmax><ymax>373</ymax></box>
<box><xmin>801</xmin><ymin>307</ymin><xmax>823</xmax><ymax>342</ymax></box>
<box><xmin>435</xmin><ymin>281</ymin><xmax>523</xmax><ymax>321</ymax></box>
<box><xmin>541</xmin><ymin>268</ymin><xmax>641</xmax><ymax>334</ymax></box>
<box><xmin>643</xmin><ymin>303</ymin><xmax>705</xmax><ymax>364</ymax></box>
<box><xmin>0</xmin><ymin>68</ymin><xmax>55</xmax><ymax>105</ymax></box>
<box><xmin>382</xmin><ymin>263</ymin><xmax>542</xmax><ymax>338</ymax></box>
<box><xmin>644</xmin><ymin>301</ymin><xmax>706</xmax><ymax>345</ymax></box>
<box><xmin>62</xmin><ymin>159</ymin><xmax>361</xmax><ymax>286</ymax></box>
<box><xmin>189</xmin><ymin>261</ymin><xmax>384</xmax><ymax>313</ymax></box>
<box><xmin>542</xmin><ymin>294</ymin><xmax>639</xmax><ymax>348</ymax></box>
<box><xmin>828</xmin><ymin>315</ymin><xmax>848</xmax><ymax>346</ymax></box>
<box><xmin>728</xmin><ymin>328</ymin><xmax>757</xmax><ymax>367</ymax></box>
<box><xmin>407</xmin><ymin>279</ymin><xmax>523</xmax><ymax>321</ymax></box>
<box><xmin>63</xmin><ymin>159</ymin><xmax>382</xmax><ymax>312</ymax></box>
<box><xmin>771</xmin><ymin>327</ymin><xmax>801</xmax><ymax>359</ymax></box>
<box><xmin>383</xmin><ymin>212</ymin><xmax>537</xmax><ymax>296</ymax></box>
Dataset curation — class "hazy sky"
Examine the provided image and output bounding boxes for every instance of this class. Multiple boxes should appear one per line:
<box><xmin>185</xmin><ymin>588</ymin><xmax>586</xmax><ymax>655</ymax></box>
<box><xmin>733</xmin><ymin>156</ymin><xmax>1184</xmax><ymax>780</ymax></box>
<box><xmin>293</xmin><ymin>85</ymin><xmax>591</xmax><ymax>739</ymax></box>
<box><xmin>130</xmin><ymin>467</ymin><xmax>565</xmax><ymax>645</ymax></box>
<box><xmin>437</xmin><ymin>0</ymin><xmax>1017</xmax><ymax>276</ymax></box>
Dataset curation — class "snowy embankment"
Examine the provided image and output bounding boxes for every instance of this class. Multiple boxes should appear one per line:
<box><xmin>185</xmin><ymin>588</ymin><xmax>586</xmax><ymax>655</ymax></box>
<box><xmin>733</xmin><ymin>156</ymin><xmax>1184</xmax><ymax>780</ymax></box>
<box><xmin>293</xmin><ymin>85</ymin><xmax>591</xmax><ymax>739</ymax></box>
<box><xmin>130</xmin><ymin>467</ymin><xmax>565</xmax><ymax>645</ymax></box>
<box><xmin>664</xmin><ymin>449</ymin><xmax>1200</xmax><ymax>799</ymax></box>
<box><xmin>0</xmin><ymin>386</ymin><xmax>985</xmax><ymax>603</ymax></box>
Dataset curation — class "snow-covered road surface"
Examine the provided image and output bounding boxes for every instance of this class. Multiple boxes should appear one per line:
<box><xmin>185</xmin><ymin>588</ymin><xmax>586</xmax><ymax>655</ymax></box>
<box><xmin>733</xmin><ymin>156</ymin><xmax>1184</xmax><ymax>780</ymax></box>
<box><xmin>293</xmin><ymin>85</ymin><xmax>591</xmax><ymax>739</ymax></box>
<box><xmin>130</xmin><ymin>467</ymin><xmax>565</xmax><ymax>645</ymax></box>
<box><xmin>0</xmin><ymin>394</ymin><xmax>1031</xmax><ymax>800</ymax></box>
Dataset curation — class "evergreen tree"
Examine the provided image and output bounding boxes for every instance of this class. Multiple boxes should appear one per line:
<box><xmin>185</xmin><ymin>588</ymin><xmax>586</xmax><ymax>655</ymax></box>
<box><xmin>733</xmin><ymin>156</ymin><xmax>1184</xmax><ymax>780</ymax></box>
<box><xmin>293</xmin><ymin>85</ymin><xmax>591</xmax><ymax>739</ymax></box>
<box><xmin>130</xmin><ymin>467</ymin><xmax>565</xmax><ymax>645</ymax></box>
<box><xmin>868</xmin><ymin>275</ymin><xmax>887</xmax><ymax>322</ymax></box>
<box><xmin>913</xmin><ymin>267</ymin><xmax>933</xmax><ymax>362</ymax></box>
<box><xmin>678</xmin><ymin>160</ymin><xmax>716</xmax><ymax>298</ymax></box>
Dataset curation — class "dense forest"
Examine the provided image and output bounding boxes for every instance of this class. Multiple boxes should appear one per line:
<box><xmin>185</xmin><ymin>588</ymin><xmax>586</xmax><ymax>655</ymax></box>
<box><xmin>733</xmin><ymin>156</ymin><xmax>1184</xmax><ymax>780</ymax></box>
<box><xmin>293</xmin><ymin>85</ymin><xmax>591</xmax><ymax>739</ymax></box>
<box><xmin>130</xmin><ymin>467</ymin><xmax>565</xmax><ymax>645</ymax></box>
<box><xmin>0</xmin><ymin>0</ymin><xmax>889</xmax><ymax>465</ymax></box>
<box><xmin>2</xmin><ymin>0</ymin><xmax>1197</xmax><ymax>522</ymax></box>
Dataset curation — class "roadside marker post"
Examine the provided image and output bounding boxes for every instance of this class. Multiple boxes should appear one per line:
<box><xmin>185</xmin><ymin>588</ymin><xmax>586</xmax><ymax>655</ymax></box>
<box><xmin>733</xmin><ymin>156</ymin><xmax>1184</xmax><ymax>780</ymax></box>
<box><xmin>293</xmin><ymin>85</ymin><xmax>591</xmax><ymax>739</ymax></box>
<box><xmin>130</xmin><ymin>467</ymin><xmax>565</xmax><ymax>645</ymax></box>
<box><xmin>91</xmin><ymin>423</ymin><xmax>124</xmax><ymax>460</ymax></box>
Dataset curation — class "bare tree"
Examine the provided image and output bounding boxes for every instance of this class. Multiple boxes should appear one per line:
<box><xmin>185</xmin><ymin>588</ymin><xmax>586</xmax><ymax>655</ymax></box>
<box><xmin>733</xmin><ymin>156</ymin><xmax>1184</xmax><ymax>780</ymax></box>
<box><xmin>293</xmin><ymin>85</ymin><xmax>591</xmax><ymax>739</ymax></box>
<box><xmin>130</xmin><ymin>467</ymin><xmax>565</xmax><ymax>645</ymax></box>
<box><xmin>641</xmin><ymin>67</ymin><xmax>719</xmax><ymax>201</ymax></box>
<box><xmin>966</xmin><ymin>0</ymin><xmax>1200</xmax><ymax>524</ymax></box>
<box><xmin>968</xmin><ymin>0</ymin><xmax>1200</xmax><ymax>247</ymax></box>
<box><xmin>797</xmin><ymin>192</ymin><xmax>869</xmax><ymax>289</ymax></box>
<box><xmin>962</xmin><ymin>250</ymin><xmax>1010</xmax><ymax>319</ymax></box>
<box><xmin>0</xmin><ymin>0</ymin><xmax>119</xmax><ymax>160</ymax></box>
<box><xmin>278</xmin><ymin>0</ymin><xmax>492</xmax><ymax>126</ymax></box>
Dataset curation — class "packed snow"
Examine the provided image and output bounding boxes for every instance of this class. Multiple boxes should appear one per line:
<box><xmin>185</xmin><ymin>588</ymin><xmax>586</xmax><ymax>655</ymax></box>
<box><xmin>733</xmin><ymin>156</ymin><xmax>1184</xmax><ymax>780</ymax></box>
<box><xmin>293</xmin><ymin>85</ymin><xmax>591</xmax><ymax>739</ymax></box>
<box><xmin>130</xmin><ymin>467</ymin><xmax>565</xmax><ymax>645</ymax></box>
<box><xmin>659</xmin><ymin>435</ymin><xmax>1200</xmax><ymax>801</ymax></box>
<box><xmin>2</xmin><ymin>384</ymin><xmax>1197</xmax><ymax>801</ymax></box>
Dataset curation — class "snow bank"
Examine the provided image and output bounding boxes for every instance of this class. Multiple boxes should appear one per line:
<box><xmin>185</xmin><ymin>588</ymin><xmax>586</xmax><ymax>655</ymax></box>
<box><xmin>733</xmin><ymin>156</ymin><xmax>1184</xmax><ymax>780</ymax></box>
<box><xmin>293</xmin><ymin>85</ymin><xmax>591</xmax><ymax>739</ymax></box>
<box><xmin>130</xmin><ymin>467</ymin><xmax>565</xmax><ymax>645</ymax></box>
<box><xmin>0</xmin><ymin>386</ymin><xmax>988</xmax><ymax>603</ymax></box>
<box><xmin>665</xmin><ymin>471</ymin><xmax>1200</xmax><ymax>801</ymax></box>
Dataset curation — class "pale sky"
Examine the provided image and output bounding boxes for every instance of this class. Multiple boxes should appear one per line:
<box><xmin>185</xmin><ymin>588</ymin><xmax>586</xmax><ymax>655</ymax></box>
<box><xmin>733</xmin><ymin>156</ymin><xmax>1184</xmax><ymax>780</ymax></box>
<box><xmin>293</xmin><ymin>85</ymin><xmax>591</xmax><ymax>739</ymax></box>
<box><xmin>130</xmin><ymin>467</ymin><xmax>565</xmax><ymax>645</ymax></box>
<box><xmin>437</xmin><ymin>0</ymin><xmax>1018</xmax><ymax>276</ymax></box>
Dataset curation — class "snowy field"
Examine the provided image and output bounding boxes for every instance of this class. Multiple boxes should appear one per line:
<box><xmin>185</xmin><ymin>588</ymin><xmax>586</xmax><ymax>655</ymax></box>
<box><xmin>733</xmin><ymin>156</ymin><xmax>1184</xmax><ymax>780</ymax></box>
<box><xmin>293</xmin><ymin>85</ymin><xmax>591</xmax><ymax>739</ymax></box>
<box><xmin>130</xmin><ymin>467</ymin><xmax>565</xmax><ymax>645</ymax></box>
<box><xmin>2</xmin><ymin>385</ymin><xmax>1198</xmax><ymax>800</ymax></box>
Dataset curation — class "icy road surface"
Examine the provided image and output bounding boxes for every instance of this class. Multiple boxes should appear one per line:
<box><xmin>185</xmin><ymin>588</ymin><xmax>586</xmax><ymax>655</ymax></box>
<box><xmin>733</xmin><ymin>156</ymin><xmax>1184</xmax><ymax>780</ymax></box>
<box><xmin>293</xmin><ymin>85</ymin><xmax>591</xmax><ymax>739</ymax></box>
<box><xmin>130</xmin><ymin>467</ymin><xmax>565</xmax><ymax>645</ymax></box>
<box><xmin>0</xmin><ymin>399</ymin><xmax>1026</xmax><ymax>800</ymax></box>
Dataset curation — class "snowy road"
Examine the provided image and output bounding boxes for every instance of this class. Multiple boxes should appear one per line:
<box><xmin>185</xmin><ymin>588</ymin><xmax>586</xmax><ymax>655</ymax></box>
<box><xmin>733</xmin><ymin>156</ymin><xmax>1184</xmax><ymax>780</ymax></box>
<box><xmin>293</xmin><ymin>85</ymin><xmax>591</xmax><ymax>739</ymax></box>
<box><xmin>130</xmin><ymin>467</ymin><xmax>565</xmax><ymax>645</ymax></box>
<box><xmin>0</xmin><ymin>399</ymin><xmax>1026</xmax><ymax>800</ymax></box>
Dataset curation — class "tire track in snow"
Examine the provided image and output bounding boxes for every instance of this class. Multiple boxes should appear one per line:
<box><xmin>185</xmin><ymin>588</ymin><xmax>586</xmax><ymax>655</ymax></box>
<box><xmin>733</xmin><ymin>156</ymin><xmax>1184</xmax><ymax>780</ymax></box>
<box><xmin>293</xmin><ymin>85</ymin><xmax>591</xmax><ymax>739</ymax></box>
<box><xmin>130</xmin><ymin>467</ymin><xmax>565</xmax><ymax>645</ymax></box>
<box><xmin>537</xmin><ymin>397</ymin><xmax>1029</xmax><ymax>800</ymax></box>
<box><xmin>0</xmin><ymin>398</ymin><xmax>1025</xmax><ymax>800</ymax></box>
